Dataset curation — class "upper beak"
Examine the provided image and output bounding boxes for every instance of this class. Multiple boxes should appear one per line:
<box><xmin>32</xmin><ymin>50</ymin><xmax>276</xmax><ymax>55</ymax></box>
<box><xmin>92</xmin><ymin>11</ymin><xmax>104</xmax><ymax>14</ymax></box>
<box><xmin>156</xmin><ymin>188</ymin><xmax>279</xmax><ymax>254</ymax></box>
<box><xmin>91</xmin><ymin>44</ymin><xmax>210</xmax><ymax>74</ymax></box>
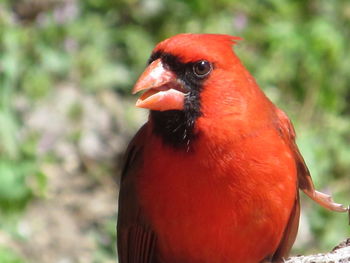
<box><xmin>132</xmin><ymin>59</ymin><xmax>186</xmax><ymax>111</ymax></box>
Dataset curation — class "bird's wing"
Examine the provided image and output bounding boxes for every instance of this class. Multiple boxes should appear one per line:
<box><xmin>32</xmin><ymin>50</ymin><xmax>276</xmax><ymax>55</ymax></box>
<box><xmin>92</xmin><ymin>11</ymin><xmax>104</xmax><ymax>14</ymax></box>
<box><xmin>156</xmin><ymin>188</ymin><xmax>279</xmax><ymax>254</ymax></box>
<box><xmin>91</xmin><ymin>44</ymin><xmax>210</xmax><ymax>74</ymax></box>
<box><xmin>270</xmin><ymin>108</ymin><xmax>348</xmax><ymax>262</ymax></box>
<box><xmin>271</xmin><ymin>192</ymin><xmax>300</xmax><ymax>262</ymax></box>
<box><xmin>275</xmin><ymin>108</ymin><xmax>347</xmax><ymax>213</ymax></box>
<box><xmin>117</xmin><ymin>124</ymin><xmax>157</xmax><ymax>263</ymax></box>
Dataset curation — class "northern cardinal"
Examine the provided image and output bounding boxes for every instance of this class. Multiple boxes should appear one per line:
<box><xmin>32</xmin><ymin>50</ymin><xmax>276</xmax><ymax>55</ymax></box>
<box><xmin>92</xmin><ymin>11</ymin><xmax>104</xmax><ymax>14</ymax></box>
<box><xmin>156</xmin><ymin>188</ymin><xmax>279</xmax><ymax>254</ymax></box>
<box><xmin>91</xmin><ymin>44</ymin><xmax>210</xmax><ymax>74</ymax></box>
<box><xmin>117</xmin><ymin>33</ymin><xmax>348</xmax><ymax>263</ymax></box>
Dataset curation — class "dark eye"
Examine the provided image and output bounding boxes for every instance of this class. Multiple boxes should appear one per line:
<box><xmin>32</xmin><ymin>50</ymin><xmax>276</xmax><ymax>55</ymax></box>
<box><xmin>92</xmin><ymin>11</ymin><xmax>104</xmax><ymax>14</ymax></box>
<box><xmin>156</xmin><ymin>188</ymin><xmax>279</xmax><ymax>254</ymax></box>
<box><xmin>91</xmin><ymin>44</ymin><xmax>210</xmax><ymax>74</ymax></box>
<box><xmin>193</xmin><ymin>60</ymin><xmax>212</xmax><ymax>77</ymax></box>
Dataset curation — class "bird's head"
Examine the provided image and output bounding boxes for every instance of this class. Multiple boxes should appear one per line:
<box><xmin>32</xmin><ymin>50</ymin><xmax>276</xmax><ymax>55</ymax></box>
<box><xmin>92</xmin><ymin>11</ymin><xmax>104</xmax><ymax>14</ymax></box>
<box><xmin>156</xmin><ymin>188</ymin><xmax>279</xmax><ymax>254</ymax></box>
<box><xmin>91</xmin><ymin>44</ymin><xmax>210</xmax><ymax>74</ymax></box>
<box><xmin>133</xmin><ymin>33</ymin><xmax>242</xmax><ymax>112</ymax></box>
<box><xmin>132</xmin><ymin>33</ymin><xmax>263</xmax><ymax>148</ymax></box>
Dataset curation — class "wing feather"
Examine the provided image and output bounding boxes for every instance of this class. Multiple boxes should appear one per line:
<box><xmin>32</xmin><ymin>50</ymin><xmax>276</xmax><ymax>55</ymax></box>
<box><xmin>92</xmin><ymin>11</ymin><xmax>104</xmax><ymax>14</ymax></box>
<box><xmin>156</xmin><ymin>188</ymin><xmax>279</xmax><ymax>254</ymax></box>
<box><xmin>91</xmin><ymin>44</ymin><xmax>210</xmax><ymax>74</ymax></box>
<box><xmin>271</xmin><ymin>108</ymin><xmax>348</xmax><ymax>262</ymax></box>
<box><xmin>117</xmin><ymin>124</ymin><xmax>157</xmax><ymax>263</ymax></box>
<box><xmin>271</xmin><ymin>193</ymin><xmax>300</xmax><ymax>262</ymax></box>
<box><xmin>275</xmin><ymin>108</ymin><xmax>347</xmax><ymax>212</ymax></box>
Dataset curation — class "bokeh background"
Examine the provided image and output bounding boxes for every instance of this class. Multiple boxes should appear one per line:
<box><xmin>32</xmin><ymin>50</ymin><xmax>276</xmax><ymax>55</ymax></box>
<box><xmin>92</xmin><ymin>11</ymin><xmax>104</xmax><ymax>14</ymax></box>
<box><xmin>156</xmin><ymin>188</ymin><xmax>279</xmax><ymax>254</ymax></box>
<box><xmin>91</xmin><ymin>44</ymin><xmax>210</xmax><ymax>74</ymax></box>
<box><xmin>0</xmin><ymin>0</ymin><xmax>349</xmax><ymax>262</ymax></box>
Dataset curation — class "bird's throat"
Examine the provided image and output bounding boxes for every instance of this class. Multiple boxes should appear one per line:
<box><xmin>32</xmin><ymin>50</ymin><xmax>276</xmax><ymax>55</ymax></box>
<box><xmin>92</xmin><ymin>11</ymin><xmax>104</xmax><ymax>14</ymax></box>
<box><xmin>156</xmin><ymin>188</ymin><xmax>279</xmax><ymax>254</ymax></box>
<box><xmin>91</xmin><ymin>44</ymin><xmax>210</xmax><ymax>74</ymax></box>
<box><xmin>150</xmin><ymin>108</ymin><xmax>200</xmax><ymax>150</ymax></box>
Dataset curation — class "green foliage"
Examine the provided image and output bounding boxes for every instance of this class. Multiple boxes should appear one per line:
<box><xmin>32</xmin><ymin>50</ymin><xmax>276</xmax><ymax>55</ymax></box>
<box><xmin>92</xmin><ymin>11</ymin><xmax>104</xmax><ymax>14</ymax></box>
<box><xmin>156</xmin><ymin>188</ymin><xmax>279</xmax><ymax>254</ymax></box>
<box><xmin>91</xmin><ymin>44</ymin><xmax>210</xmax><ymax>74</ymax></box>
<box><xmin>0</xmin><ymin>247</ymin><xmax>24</xmax><ymax>263</ymax></box>
<box><xmin>93</xmin><ymin>218</ymin><xmax>117</xmax><ymax>262</ymax></box>
<box><xmin>0</xmin><ymin>0</ymin><xmax>349</xmax><ymax>260</ymax></box>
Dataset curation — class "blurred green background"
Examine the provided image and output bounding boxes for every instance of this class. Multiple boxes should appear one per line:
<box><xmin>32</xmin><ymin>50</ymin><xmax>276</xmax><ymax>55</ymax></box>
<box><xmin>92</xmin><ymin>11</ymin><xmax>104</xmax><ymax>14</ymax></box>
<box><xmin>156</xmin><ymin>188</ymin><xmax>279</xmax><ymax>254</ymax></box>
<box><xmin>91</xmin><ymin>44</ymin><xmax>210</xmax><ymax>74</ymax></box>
<box><xmin>0</xmin><ymin>0</ymin><xmax>349</xmax><ymax>262</ymax></box>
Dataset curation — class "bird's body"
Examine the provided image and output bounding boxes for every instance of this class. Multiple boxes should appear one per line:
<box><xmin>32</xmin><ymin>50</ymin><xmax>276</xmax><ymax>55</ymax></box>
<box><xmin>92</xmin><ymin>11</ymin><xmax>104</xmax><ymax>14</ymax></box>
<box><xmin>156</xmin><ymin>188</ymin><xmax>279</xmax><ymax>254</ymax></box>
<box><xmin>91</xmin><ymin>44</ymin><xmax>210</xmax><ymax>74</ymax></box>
<box><xmin>132</xmin><ymin>118</ymin><xmax>296</xmax><ymax>262</ymax></box>
<box><xmin>117</xmin><ymin>34</ymin><xmax>347</xmax><ymax>263</ymax></box>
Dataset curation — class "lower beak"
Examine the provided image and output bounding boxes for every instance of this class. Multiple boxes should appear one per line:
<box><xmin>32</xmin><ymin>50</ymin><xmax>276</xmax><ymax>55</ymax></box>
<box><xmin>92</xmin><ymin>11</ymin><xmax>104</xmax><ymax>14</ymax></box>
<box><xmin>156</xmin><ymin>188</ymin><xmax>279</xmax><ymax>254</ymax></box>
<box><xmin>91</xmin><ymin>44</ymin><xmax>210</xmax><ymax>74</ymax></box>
<box><xmin>132</xmin><ymin>59</ymin><xmax>186</xmax><ymax>111</ymax></box>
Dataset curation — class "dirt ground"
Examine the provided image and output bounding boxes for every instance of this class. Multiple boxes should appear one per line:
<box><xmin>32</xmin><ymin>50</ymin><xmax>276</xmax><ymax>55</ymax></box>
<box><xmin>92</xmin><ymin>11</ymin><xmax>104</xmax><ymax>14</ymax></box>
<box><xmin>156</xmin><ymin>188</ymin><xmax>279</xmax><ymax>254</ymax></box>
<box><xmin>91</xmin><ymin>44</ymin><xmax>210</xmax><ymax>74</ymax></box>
<box><xmin>17</xmin><ymin>165</ymin><xmax>117</xmax><ymax>263</ymax></box>
<box><xmin>0</xmin><ymin>85</ymin><xmax>146</xmax><ymax>263</ymax></box>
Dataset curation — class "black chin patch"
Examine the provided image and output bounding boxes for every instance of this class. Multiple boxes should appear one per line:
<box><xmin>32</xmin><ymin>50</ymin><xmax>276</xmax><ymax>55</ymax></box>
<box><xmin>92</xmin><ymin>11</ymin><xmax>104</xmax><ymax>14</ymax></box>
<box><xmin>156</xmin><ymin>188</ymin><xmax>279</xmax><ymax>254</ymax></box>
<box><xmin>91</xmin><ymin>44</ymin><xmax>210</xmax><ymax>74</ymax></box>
<box><xmin>148</xmin><ymin>51</ymin><xmax>207</xmax><ymax>150</ymax></box>
<box><xmin>151</xmin><ymin>109</ymin><xmax>198</xmax><ymax>151</ymax></box>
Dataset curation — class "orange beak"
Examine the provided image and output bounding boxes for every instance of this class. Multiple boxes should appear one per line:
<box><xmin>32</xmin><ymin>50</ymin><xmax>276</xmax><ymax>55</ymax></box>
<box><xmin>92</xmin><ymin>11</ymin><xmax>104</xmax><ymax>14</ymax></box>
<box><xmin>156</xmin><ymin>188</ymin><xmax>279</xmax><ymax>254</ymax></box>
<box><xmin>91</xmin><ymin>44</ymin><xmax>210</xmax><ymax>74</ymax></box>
<box><xmin>132</xmin><ymin>59</ymin><xmax>187</xmax><ymax>111</ymax></box>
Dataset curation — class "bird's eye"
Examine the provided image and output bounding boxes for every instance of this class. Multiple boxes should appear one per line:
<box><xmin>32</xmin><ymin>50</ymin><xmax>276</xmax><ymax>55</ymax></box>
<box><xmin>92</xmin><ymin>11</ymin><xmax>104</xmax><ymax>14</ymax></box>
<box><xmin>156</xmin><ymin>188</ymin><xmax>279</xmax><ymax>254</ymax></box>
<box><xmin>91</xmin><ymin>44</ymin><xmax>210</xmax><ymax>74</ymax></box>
<box><xmin>193</xmin><ymin>60</ymin><xmax>212</xmax><ymax>77</ymax></box>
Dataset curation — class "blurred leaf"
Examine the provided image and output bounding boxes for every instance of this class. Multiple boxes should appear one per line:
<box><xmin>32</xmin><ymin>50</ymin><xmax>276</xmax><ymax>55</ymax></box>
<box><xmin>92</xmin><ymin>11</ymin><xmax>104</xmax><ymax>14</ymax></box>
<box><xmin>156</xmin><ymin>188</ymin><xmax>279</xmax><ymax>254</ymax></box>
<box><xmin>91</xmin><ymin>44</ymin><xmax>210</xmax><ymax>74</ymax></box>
<box><xmin>0</xmin><ymin>160</ymin><xmax>32</xmax><ymax>204</ymax></box>
<box><xmin>0</xmin><ymin>247</ymin><xmax>24</xmax><ymax>263</ymax></box>
<box><xmin>0</xmin><ymin>111</ymin><xmax>19</xmax><ymax>159</ymax></box>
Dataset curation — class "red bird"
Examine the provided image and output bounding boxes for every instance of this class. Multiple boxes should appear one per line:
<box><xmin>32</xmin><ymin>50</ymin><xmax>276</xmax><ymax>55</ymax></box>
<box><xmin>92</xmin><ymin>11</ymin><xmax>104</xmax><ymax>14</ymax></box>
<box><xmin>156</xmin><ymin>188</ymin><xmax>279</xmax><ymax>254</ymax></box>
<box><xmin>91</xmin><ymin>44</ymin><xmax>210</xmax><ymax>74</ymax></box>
<box><xmin>117</xmin><ymin>34</ymin><xmax>347</xmax><ymax>263</ymax></box>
